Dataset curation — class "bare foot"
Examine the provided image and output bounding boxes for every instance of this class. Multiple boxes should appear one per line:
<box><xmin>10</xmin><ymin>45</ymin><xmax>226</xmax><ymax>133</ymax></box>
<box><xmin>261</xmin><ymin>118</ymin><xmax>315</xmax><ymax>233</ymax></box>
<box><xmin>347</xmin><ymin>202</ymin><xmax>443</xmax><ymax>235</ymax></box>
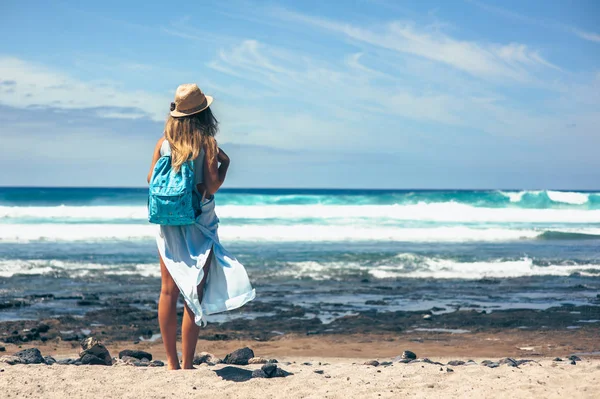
<box><xmin>167</xmin><ymin>362</ymin><xmax>181</xmax><ymax>371</ymax></box>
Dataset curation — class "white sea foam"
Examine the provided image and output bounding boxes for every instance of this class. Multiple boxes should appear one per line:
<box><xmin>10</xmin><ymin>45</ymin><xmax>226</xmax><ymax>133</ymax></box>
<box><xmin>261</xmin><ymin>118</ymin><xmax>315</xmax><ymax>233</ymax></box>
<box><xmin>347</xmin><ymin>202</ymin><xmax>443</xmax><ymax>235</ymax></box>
<box><xmin>3</xmin><ymin>256</ymin><xmax>600</xmax><ymax>280</ymax></box>
<box><xmin>272</xmin><ymin>257</ymin><xmax>600</xmax><ymax>280</ymax></box>
<box><xmin>546</xmin><ymin>191</ymin><xmax>589</xmax><ymax>205</ymax></box>
<box><xmin>2</xmin><ymin>223</ymin><xmax>593</xmax><ymax>243</ymax></box>
<box><xmin>2</xmin><ymin>202</ymin><xmax>600</xmax><ymax>224</ymax></box>
<box><xmin>0</xmin><ymin>259</ymin><xmax>160</xmax><ymax>278</ymax></box>
<box><xmin>499</xmin><ymin>191</ymin><xmax>529</xmax><ymax>202</ymax></box>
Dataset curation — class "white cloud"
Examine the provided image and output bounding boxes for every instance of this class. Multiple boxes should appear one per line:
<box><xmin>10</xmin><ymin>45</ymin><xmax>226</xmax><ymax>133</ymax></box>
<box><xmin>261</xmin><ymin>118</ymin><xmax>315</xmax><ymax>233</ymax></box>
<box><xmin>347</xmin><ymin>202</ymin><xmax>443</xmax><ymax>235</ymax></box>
<box><xmin>271</xmin><ymin>8</ymin><xmax>561</xmax><ymax>82</ymax></box>
<box><xmin>573</xmin><ymin>29</ymin><xmax>600</xmax><ymax>43</ymax></box>
<box><xmin>0</xmin><ymin>56</ymin><xmax>168</xmax><ymax>121</ymax></box>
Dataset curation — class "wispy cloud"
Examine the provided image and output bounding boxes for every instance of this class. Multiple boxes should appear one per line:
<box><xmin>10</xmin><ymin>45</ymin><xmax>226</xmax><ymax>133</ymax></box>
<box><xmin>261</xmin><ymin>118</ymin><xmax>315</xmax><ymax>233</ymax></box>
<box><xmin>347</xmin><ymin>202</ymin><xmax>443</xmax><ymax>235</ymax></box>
<box><xmin>0</xmin><ymin>56</ymin><xmax>168</xmax><ymax>121</ymax></box>
<box><xmin>270</xmin><ymin>8</ymin><xmax>561</xmax><ymax>82</ymax></box>
<box><xmin>572</xmin><ymin>29</ymin><xmax>600</xmax><ymax>43</ymax></box>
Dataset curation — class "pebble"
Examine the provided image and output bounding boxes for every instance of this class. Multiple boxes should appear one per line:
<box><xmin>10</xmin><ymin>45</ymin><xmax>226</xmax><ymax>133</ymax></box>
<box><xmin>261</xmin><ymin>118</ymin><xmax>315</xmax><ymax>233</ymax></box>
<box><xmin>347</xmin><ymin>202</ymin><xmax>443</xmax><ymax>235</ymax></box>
<box><xmin>0</xmin><ymin>356</ymin><xmax>22</xmax><ymax>365</ymax></box>
<box><xmin>193</xmin><ymin>352</ymin><xmax>222</xmax><ymax>366</ymax></box>
<box><xmin>499</xmin><ymin>358</ymin><xmax>518</xmax><ymax>367</ymax></box>
<box><xmin>421</xmin><ymin>358</ymin><xmax>444</xmax><ymax>366</ymax></box>
<box><xmin>401</xmin><ymin>350</ymin><xmax>417</xmax><ymax>360</ymax></box>
<box><xmin>251</xmin><ymin>363</ymin><xmax>292</xmax><ymax>378</ymax></box>
<box><xmin>423</xmin><ymin>314</ymin><xmax>432</xmax><ymax>320</ymax></box>
<box><xmin>149</xmin><ymin>360</ymin><xmax>164</xmax><ymax>367</ymax></box>
<box><xmin>223</xmin><ymin>347</ymin><xmax>255</xmax><ymax>365</ymax></box>
<box><xmin>80</xmin><ymin>354</ymin><xmax>108</xmax><ymax>365</ymax></box>
<box><xmin>553</xmin><ymin>357</ymin><xmax>562</xmax><ymax>362</ymax></box>
<box><xmin>446</xmin><ymin>367</ymin><xmax>454</xmax><ymax>373</ymax></box>
<box><xmin>570</xmin><ymin>360</ymin><xmax>576</xmax><ymax>365</ymax></box>
<box><xmin>79</xmin><ymin>337</ymin><xmax>112</xmax><ymax>366</ymax></box>
<box><xmin>364</xmin><ymin>360</ymin><xmax>379</xmax><ymax>367</ymax></box>
<box><xmin>44</xmin><ymin>356</ymin><xmax>56</xmax><ymax>365</ymax></box>
<box><xmin>0</xmin><ymin>346</ymin><xmax>5</xmax><ymax>352</ymax></box>
<box><xmin>314</xmin><ymin>369</ymin><xmax>324</xmax><ymax>374</ymax></box>
<box><xmin>302</xmin><ymin>362</ymin><xmax>312</xmax><ymax>366</ymax></box>
<box><xmin>481</xmin><ymin>360</ymin><xmax>499</xmax><ymax>368</ymax></box>
<box><xmin>447</xmin><ymin>360</ymin><xmax>465</xmax><ymax>366</ymax></box>
<box><xmin>14</xmin><ymin>348</ymin><xmax>45</xmax><ymax>364</ymax></box>
<box><xmin>568</xmin><ymin>355</ymin><xmax>581</xmax><ymax>362</ymax></box>
<box><xmin>119</xmin><ymin>350</ymin><xmax>153</xmax><ymax>361</ymax></box>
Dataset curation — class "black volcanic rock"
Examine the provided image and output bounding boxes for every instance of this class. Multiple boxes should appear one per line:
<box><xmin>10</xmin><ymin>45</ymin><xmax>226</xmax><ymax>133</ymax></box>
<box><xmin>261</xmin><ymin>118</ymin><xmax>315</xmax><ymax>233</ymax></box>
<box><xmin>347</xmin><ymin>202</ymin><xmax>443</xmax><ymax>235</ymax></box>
<box><xmin>223</xmin><ymin>347</ymin><xmax>254</xmax><ymax>365</ymax></box>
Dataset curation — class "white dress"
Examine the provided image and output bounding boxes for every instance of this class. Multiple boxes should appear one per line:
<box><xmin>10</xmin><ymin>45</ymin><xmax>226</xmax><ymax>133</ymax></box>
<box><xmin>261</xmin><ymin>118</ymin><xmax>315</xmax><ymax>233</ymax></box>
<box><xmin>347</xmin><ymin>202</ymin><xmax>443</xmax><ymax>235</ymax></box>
<box><xmin>155</xmin><ymin>140</ymin><xmax>255</xmax><ymax>326</ymax></box>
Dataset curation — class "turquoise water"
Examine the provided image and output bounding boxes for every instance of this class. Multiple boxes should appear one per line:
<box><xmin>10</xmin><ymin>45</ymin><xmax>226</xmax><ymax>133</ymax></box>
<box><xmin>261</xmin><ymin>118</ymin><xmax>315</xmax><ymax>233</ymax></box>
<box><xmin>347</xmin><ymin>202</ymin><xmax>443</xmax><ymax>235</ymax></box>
<box><xmin>0</xmin><ymin>187</ymin><xmax>599</xmax><ymax>321</ymax></box>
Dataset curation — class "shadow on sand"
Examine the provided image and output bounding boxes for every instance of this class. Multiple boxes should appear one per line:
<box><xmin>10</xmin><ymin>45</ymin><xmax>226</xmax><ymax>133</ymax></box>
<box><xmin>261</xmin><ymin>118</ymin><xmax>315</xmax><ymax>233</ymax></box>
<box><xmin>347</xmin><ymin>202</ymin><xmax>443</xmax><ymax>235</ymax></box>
<box><xmin>214</xmin><ymin>366</ymin><xmax>253</xmax><ymax>382</ymax></box>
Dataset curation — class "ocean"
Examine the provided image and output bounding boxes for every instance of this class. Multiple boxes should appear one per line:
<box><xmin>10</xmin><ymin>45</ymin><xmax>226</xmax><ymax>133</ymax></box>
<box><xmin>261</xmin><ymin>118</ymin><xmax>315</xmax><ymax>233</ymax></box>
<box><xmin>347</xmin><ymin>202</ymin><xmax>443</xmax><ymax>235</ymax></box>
<box><xmin>1</xmin><ymin>187</ymin><xmax>599</xmax><ymax>325</ymax></box>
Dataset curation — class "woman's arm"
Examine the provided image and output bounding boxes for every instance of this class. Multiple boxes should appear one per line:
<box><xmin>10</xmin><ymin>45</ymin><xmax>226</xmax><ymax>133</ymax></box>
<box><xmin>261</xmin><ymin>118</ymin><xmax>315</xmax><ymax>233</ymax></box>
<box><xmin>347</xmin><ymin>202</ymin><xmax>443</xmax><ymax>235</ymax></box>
<box><xmin>147</xmin><ymin>137</ymin><xmax>166</xmax><ymax>183</ymax></box>
<box><xmin>200</xmin><ymin>143</ymin><xmax>230</xmax><ymax>196</ymax></box>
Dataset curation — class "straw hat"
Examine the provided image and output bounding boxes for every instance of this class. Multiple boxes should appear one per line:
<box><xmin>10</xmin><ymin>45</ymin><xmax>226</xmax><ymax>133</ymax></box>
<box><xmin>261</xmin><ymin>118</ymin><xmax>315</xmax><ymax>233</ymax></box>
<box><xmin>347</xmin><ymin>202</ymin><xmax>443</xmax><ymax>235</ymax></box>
<box><xmin>170</xmin><ymin>83</ymin><xmax>213</xmax><ymax>117</ymax></box>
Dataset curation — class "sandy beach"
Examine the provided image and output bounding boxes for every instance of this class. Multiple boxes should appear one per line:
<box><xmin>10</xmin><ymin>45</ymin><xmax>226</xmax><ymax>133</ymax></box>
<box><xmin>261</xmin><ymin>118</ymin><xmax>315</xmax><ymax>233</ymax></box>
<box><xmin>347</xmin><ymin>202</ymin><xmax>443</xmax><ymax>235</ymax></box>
<box><xmin>1</xmin><ymin>355</ymin><xmax>599</xmax><ymax>398</ymax></box>
<box><xmin>1</xmin><ymin>330</ymin><xmax>600</xmax><ymax>398</ymax></box>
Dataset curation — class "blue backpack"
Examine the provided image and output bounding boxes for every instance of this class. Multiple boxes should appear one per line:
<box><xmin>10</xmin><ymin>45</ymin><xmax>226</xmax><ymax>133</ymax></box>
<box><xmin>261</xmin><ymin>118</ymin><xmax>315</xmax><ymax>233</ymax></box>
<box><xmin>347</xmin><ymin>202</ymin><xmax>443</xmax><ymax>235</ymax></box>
<box><xmin>148</xmin><ymin>154</ymin><xmax>197</xmax><ymax>225</ymax></box>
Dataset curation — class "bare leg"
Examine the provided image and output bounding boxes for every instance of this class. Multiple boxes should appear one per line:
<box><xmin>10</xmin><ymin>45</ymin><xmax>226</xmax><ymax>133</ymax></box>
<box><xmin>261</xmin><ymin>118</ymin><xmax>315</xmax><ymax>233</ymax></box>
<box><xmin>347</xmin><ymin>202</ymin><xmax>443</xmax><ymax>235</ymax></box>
<box><xmin>158</xmin><ymin>255</ymin><xmax>181</xmax><ymax>370</ymax></box>
<box><xmin>181</xmin><ymin>247</ymin><xmax>213</xmax><ymax>369</ymax></box>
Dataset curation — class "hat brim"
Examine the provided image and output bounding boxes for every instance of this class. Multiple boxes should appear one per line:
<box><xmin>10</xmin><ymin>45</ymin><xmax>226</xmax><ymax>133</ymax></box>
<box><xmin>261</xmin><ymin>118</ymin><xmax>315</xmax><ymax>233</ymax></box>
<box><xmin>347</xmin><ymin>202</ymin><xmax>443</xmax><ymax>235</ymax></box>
<box><xmin>170</xmin><ymin>95</ymin><xmax>213</xmax><ymax>117</ymax></box>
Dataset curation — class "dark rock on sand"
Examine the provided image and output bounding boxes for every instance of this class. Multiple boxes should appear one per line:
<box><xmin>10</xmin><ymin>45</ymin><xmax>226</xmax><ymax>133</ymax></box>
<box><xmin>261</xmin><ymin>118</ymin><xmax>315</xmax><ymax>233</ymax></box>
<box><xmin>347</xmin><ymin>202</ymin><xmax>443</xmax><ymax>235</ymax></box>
<box><xmin>224</xmin><ymin>347</ymin><xmax>255</xmax><ymax>365</ymax></box>
<box><xmin>149</xmin><ymin>360</ymin><xmax>164</xmax><ymax>367</ymax></box>
<box><xmin>0</xmin><ymin>356</ymin><xmax>22</xmax><ymax>365</ymax></box>
<box><xmin>569</xmin><ymin>355</ymin><xmax>581</xmax><ymax>362</ymax></box>
<box><xmin>553</xmin><ymin>357</ymin><xmax>563</xmax><ymax>362</ymax></box>
<box><xmin>570</xmin><ymin>360</ymin><xmax>577</xmax><ymax>365</ymax></box>
<box><xmin>402</xmin><ymin>350</ymin><xmax>417</xmax><ymax>360</ymax></box>
<box><xmin>193</xmin><ymin>352</ymin><xmax>222</xmax><ymax>366</ymax></box>
<box><xmin>314</xmin><ymin>369</ymin><xmax>325</xmax><ymax>374</ymax></box>
<box><xmin>364</xmin><ymin>360</ymin><xmax>379</xmax><ymax>366</ymax></box>
<box><xmin>119</xmin><ymin>349</ymin><xmax>153</xmax><ymax>361</ymax></box>
<box><xmin>0</xmin><ymin>346</ymin><xmax>5</xmax><ymax>352</ymax></box>
<box><xmin>133</xmin><ymin>360</ymin><xmax>150</xmax><ymax>367</ymax></box>
<box><xmin>421</xmin><ymin>358</ymin><xmax>444</xmax><ymax>366</ymax></box>
<box><xmin>14</xmin><ymin>348</ymin><xmax>45</xmax><ymax>364</ymax></box>
<box><xmin>80</xmin><ymin>354</ymin><xmax>107</xmax><ymax>365</ymax></box>
<box><xmin>57</xmin><ymin>358</ymin><xmax>74</xmax><ymax>365</ymax></box>
<box><xmin>481</xmin><ymin>360</ymin><xmax>501</xmax><ymax>368</ymax></box>
<box><xmin>447</xmin><ymin>367</ymin><xmax>454</xmax><ymax>372</ymax></box>
<box><xmin>447</xmin><ymin>360</ymin><xmax>465</xmax><ymax>366</ymax></box>
<box><xmin>44</xmin><ymin>356</ymin><xmax>56</xmax><ymax>365</ymax></box>
<box><xmin>79</xmin><ymin>337</ymin><xmax>111</xmax><ymax>366</ymax></box>
<box><xmin>251</xmin><ymin>362</ymin><xmax>292</xmax><ymax>378</ymax></box>
<box><xmin>499</xmin><ymin>358</ymin><xmax>519</xmax><ymax>367</ymax></box>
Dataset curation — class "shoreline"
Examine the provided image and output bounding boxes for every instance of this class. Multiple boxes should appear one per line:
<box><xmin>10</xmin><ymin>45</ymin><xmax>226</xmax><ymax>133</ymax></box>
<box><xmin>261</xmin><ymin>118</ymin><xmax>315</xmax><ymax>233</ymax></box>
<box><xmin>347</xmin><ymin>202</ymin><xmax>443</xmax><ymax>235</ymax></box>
<box><xmin>2</xmin><ymin>328</ymin><xmax>599</xmax><ymax>360</ymax></box>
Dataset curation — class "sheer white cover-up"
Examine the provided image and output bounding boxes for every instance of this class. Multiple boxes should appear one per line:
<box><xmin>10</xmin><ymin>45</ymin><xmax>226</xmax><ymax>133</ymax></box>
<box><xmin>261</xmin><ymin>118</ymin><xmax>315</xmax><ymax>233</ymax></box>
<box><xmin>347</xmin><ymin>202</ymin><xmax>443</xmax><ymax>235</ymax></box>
<box><xmin>155</xmin><ymin>140</ymin><xmax>255</xmax><ymax>326</ymax></box>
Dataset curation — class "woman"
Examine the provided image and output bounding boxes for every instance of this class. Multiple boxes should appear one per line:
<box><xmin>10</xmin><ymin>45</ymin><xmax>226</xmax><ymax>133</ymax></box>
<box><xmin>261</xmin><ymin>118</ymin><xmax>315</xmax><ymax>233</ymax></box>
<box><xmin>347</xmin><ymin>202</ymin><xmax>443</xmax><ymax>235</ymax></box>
<box><xmin>147</xmin><ymin>83</ymin><xmax>255</xmax><ymax>370</ymax></box>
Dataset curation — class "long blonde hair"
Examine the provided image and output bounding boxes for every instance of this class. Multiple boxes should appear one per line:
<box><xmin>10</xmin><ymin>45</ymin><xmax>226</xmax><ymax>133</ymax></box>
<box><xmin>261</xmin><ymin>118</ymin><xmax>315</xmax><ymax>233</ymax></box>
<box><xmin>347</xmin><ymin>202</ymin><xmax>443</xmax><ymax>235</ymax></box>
<box><xmin>164</xmin><ymin>107</ymin><xmax>218</xmax><ymax>172</ymax></box>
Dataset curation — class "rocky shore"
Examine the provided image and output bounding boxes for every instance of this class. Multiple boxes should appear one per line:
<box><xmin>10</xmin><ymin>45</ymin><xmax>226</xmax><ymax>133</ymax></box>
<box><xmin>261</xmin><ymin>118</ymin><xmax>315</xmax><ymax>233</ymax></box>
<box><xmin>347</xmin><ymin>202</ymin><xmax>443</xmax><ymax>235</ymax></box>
<box><xmin>2</xmin><ymin>295</ymin><xmax>599</xmax><ymax>346</ymax></box>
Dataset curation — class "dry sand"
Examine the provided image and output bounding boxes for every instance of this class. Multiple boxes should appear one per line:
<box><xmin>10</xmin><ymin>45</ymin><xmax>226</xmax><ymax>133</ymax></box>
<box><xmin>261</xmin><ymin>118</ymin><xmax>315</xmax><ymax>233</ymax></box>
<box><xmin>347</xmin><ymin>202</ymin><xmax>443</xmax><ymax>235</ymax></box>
<box><xmin>2</xmin><ymin>331</ymin><xmax>599</xmax><ymax>398</ymax></box>
<box><xmin>1</xmin><ymin>356</ymin><xmax>599</xmax><ymax>399</ymax></box>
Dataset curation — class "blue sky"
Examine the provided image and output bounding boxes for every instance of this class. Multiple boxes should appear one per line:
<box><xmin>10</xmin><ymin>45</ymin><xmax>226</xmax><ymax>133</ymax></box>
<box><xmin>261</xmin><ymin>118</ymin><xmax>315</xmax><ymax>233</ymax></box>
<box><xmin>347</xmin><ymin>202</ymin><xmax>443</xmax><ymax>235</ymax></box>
<box><xmin>0</xmin><ymin>0</ymin><xmax>599</xmax><ymax>189</ymax></box>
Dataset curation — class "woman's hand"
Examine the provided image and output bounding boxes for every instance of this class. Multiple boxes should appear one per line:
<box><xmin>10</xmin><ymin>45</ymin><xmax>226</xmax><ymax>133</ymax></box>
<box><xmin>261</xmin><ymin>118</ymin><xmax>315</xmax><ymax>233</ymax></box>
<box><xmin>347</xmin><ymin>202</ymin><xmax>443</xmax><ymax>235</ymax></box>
<box><xmin>217</xmin><ymin>147</ymin><xmax>230</xmax><ymax>166</ymax></box>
